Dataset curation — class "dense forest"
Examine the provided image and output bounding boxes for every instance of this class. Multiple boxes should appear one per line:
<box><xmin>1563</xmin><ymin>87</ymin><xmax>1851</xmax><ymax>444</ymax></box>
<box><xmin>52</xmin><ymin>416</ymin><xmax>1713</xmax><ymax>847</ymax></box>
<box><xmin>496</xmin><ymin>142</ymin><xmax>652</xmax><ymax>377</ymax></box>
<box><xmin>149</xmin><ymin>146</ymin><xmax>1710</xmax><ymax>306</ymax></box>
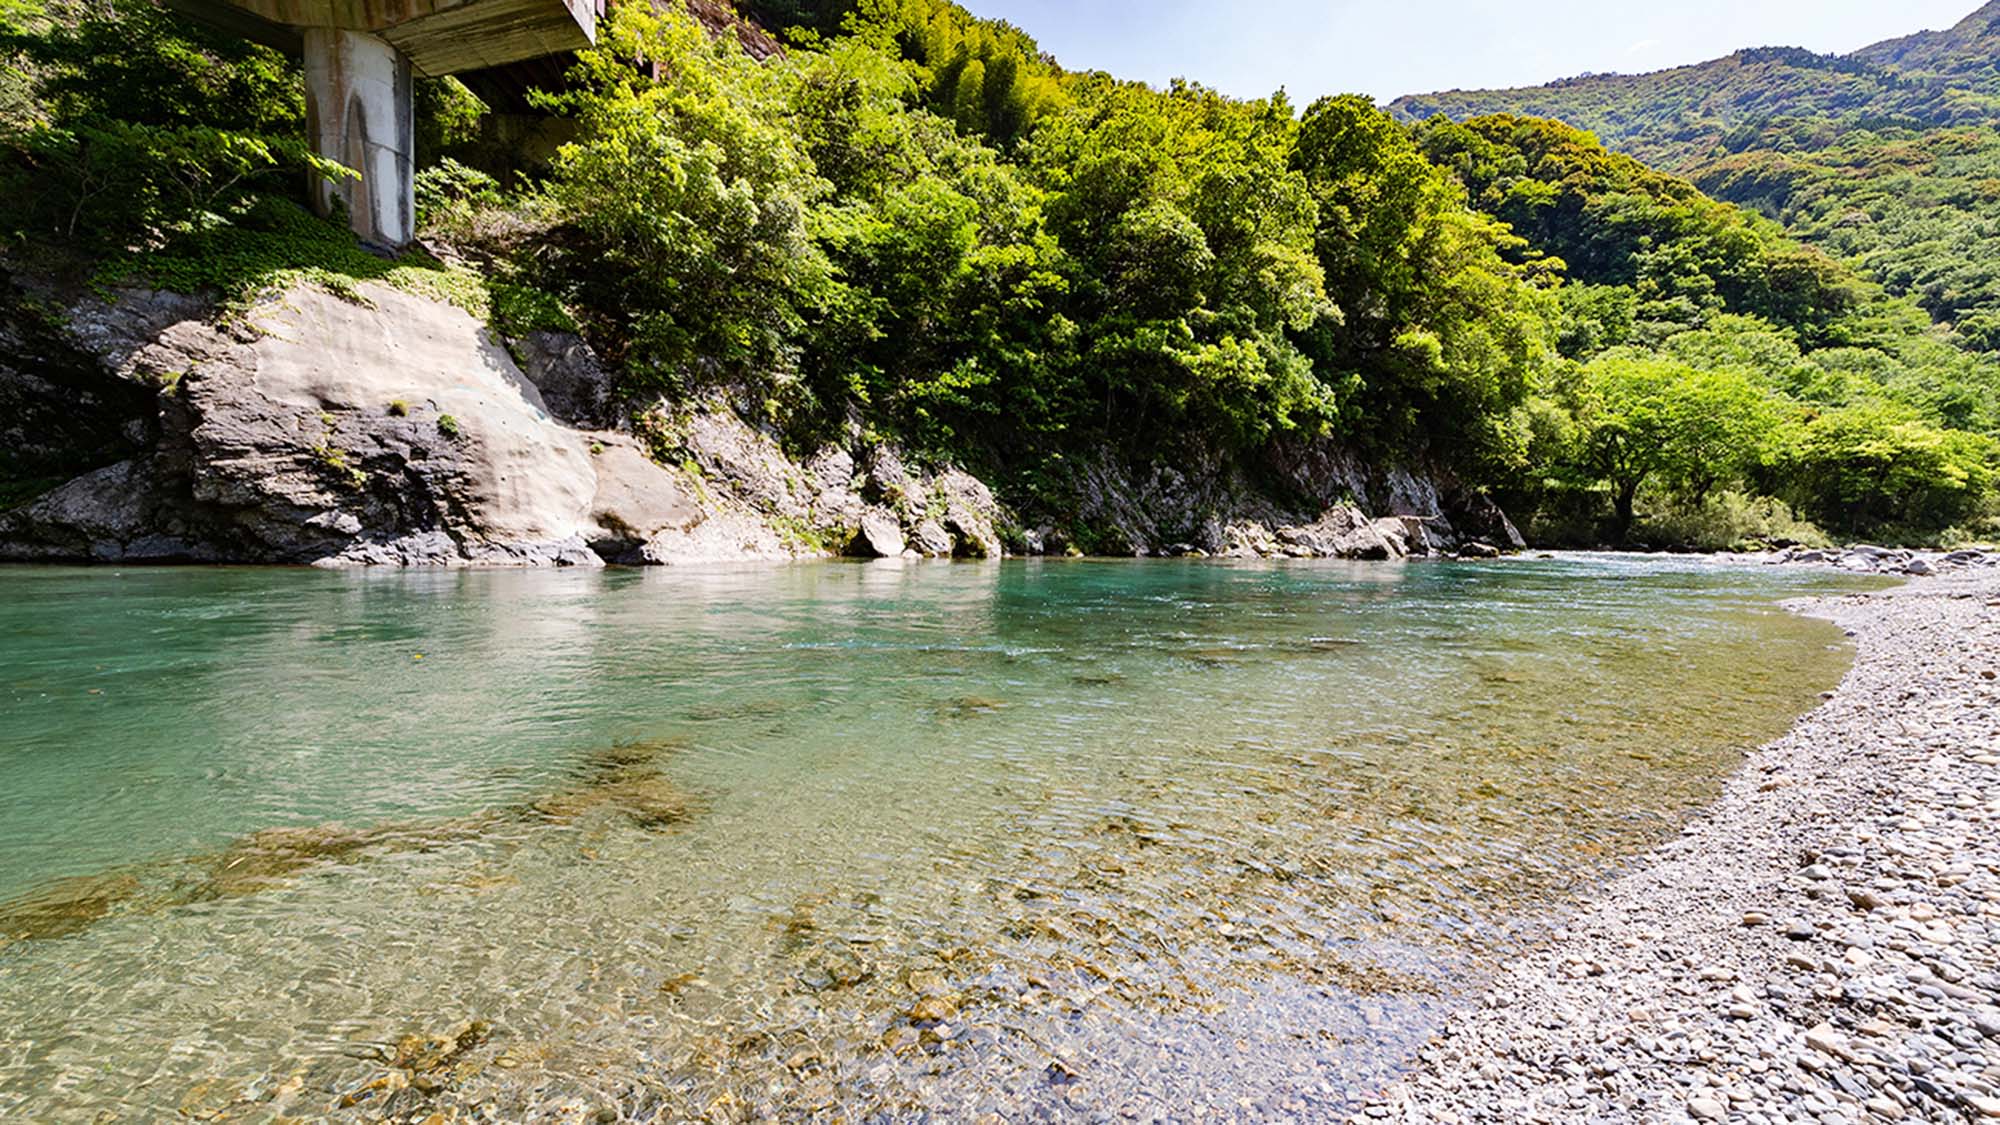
<box><xmin>2</xmin><ymin>0</ymin><xmax>1996</xmax><ymax>547</ymax></box>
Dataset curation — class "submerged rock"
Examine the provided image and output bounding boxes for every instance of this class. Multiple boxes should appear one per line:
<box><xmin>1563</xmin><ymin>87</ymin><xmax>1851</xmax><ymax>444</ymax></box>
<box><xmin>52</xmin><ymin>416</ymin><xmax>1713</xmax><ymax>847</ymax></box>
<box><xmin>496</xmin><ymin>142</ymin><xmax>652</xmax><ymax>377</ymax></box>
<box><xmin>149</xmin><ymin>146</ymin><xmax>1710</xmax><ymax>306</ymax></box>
<box><xmin>0</xmin><ymin>735</ymin><xmax>704</xmax><ymax>945</ymax></box>
<box><xmin>797</xmin><ymin>944</ymin><xmax>873</xmax><ymax>992</ymax></box>
<box><xmin>199</xmin><ymin>823</ymin><xmax>401</xmax><ymax>899</ymax></box>
<box><xmin>531</xmin><ymin>771</ymin><xmax>696</xmax><ymax>830</ymax></box>
<box><xmin>392</xmin><ymin>1018</ymin><xmax>493</xmax><ymax>1077</ymax></box>
<box><xmin>531</xmin><ymin>739</ymin><xmax>700</xmax><ymax>831</ymax></box>
<box><xmin>0</xmin><ymin>871</ymin><xmax>144</xmax><ymax>941</ymax></box>
<box><xmin>936</xmin><ymin>695</ymin><xmax>1006</xmax><ymax>718</ymax></box>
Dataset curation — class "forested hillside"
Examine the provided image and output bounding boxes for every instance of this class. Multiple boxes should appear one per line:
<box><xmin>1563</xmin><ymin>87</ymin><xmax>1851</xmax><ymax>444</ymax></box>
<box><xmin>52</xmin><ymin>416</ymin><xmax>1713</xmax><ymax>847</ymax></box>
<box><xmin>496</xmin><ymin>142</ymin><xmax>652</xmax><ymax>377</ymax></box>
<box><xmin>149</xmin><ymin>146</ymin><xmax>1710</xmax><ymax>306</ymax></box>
<box><xmin>1692</xmin><ymin>126</ymin><xmax>2000</xmax><ymax>342</ymax></box>
<box><xmin>1</xmin><ymin>0</ymin><xmax>1996</xmax><ymax>549</ymax></box>
<box><xmin>1414</xmin><ymin>114</ymin><xmax>1998</xmax><ymax>542</ymax></box>
<box><xmin>1390</xmin><ymin>3</ymin><xmax>2000</xmax><ymax>353</ymax></box>
<box><xmin>1852</xmin><ymin>2</ymin><xmax>2000</xmax><ymax>93</ymax></box>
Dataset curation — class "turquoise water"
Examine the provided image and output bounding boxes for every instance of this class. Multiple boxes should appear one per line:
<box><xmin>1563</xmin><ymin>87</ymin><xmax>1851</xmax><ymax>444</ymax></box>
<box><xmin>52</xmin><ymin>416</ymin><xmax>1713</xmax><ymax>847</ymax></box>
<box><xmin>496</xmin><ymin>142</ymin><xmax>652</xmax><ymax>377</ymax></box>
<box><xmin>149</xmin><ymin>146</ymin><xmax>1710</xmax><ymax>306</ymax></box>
<box><xmin>0</xmin><ymin>557</ymin><xmax>1870</xmax><ymax>1119</ymax></box>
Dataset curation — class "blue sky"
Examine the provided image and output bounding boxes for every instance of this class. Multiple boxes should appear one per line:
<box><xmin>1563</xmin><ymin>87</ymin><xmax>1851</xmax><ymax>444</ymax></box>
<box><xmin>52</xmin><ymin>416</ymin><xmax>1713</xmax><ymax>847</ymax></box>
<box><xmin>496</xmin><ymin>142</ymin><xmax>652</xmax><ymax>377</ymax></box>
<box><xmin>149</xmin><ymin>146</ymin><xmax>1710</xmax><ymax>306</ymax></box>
<box><xmin>957</xmin><ymin>0</ymin><xmax>1986</xmax><ymax>102</ymax></box>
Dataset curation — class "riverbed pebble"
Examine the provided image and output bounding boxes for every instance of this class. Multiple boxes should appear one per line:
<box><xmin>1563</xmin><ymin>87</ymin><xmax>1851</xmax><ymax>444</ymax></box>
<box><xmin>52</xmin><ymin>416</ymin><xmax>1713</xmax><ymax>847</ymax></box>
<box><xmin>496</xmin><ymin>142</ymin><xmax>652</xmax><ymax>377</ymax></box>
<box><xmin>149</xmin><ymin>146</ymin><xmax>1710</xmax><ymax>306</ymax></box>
<box><xmin>1353</xmin><ymin>571</ymin><xmax>2000</xmax><ymax>1123</ymax></box>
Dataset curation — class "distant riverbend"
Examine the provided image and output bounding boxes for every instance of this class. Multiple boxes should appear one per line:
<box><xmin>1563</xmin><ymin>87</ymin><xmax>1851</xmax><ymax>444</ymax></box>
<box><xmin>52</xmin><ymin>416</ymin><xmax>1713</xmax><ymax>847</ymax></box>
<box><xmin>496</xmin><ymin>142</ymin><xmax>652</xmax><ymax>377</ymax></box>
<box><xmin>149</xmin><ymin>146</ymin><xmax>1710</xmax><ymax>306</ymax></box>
<box><xmin>0</xmin><ymin>557</ymin><xmax>1880</xmax><ymax>1119</ymax></box>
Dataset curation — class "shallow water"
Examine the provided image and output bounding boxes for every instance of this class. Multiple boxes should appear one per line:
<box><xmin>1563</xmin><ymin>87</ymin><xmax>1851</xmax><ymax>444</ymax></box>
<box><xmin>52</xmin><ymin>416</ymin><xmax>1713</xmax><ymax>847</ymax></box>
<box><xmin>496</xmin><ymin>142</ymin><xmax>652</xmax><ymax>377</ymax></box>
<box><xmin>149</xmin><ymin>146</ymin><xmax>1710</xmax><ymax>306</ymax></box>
<box><xmin>0</xmin><ymin>557</ymin><xmax>1873</xmax><ymax>1120</ymax></box>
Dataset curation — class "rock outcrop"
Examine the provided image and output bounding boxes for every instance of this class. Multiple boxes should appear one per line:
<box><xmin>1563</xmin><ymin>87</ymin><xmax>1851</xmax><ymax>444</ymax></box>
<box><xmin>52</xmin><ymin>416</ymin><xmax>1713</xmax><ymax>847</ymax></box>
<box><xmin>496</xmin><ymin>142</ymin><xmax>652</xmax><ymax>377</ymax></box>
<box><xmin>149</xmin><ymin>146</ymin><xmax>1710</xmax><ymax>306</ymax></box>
<box><xmin>0</xmin><ymin>282</ymin><xmax>705</xmax><ymax>566</ymax></box>
<box><xmin>0</xmin><ymin>278</ymin><xmax>157</xmax><ymax>490</ymax></box>
<box><xmin>1056</xmin><ymin>444</ymin><xmax>1522</xmax><ymax>561</ymax></box>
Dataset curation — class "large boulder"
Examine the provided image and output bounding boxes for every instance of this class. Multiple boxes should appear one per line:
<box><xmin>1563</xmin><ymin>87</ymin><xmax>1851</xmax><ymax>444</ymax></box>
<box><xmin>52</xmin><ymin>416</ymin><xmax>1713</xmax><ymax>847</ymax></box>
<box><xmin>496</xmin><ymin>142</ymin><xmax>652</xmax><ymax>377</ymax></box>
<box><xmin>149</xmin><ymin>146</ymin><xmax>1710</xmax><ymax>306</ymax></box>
<box><xmin>1444</xmin><ymin>487</ymin><xmax>1527</xmax><ymax>551</ymax></box>
<box><xmin>910</xmin><ymin>520</ymin><xmax>952</xmax><ymax>557</ymax></box>
<box><xmin>0</xmin><ymin>459</ymin><xmax>209</xmax><ymax>562</ymax></box>
<box><xmin>3</xmin><ymin>283</ymin><xmax>610</xmax><ymax>565</ymax></box>
<box><xmin>850</xmin><ymin>510</ymin><xmax>906</xmax><ymax>558</ymax></box>
<box><xmin>934</xmin><ymin>468</ymin><xmax>1003</xmax><ymax>558</ymax></box>
<box><xmin>1365</xmin><ymin>516</ymin><xmax>1416</xmax><ymax>558</ymax></box>
<box><xmin>1266</xmin><ymin>507</ymin><xmax>1411</xmax><ymax>560</ymax></box>
<box><xmin>188</xmin><ymin>283</ymin><xmax>602</xmax><ymax>565</ymax></box>
<box><xmin>584</xmin><ymin>437</ymin><xmax>703</xmax><ymax>563</ymax></box>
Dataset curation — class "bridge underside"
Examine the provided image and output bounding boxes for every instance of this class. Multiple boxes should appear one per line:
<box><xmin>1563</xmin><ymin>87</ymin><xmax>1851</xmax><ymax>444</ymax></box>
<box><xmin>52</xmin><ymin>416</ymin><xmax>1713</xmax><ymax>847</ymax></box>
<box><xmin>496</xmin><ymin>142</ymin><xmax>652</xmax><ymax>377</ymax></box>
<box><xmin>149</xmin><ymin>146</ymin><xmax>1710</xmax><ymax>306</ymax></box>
<box><xmin>175</xmin><ymin>0</ymin><xmax>601</xmax><ymax>76</ymax></box>
<box><xmin>165</xmin><ymin>0</ymin><xmax>599</xmax><ymax>248</ymax></box>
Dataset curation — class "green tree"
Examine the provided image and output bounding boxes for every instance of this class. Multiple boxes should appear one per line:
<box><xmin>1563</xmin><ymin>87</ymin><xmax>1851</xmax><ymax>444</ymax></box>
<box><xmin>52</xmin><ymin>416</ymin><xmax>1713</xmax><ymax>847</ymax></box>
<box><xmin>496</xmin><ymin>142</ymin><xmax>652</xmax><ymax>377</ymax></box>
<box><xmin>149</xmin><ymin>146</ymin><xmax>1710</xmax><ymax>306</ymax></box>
<box><xmin>1779</xmin><ymin>400</ymin><xmax>1995</xmax><ymax>535</ymax></box>
<box><xmin>1029</xmin><ymin>79</ymin><xmax>1339</xmax><ymax>452</ymax></box>
<box><xmin>1292</xmin><ymin>95</ymin><xmax>1551</xmax><ymax>462</ymax></box>
<box><xmin>1574</xmin><ymin>356</ymin><xmax>1781</xmax><ymax>540</ymax></box>
<box><xmin>538</xmin><ymin>2</ymin><xmax>834</xmax><ymax>383</ymax></box>
<box><xmin>0</xmin><ymin>0</ymin><xmax>341</xmax><ymax>248</ymax></box>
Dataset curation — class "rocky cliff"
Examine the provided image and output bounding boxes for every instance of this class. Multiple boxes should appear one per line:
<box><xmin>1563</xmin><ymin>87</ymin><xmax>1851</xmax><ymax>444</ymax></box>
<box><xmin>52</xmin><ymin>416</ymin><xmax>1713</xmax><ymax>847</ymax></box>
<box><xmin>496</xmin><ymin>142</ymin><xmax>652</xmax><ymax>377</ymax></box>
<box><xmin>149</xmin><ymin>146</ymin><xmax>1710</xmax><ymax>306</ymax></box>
<box><xmin>0</xmin><ymin>277</ymin><xmax>1520</xmax><ymax>566</ymax></box>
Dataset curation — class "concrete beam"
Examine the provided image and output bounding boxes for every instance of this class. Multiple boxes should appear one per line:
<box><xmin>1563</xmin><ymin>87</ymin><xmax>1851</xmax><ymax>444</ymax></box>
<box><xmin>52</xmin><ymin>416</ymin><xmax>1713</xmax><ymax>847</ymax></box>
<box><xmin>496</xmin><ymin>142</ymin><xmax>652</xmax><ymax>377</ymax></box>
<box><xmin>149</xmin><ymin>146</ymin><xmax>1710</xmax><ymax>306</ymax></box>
<box><xmin>382</xmin><ymin>0</ymin><xmax>599</xmax><ymax>76</ymax></box>
<box><xmin>303</xmin><ymin>29</ymin><xmax>414</xmax><ymax>248</ymax></box>
<box><xmin>160</xmin><ymin>0</ymin><xmax>304</xmax><ymax>53</ymax></box>
<box><xmin>203</xmin><ymin>0</ymin><xmax>596</xmax><ymax>76</ymax></box>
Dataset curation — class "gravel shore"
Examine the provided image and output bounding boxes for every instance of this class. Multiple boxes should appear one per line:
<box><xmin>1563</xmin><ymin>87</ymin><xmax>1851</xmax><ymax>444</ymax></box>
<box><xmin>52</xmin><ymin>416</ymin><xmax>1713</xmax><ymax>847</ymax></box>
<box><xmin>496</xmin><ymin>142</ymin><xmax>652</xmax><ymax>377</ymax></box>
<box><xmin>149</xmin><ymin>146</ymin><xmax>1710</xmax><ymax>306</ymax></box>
<box><xmin>1354</xmin><ymin>571</ymin><xmax>2000</xmax><ymax>1124</ymax></box>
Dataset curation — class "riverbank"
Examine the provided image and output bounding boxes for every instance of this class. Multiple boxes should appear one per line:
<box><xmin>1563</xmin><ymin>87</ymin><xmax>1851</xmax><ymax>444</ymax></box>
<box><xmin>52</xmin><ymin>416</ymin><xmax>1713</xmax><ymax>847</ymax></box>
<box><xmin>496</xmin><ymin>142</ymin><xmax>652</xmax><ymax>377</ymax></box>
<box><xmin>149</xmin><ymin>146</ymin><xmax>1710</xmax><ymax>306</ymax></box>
<box><xmin>0</xmin><ymin>278</ymin><xmax>1519</xmax><ymax>568</ymax></box>
<box><xmin>1356</xmin><ymin>571</ymin><xmax>2000</xmax><ymax>1123</ymax></box>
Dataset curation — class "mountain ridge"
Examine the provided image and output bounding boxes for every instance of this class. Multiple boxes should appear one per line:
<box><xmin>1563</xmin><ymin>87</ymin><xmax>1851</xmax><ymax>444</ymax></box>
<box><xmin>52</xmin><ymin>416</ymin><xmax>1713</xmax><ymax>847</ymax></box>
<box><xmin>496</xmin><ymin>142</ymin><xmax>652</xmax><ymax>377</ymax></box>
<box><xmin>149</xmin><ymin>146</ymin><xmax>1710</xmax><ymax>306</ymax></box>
<box><xmin>1387</xmin><ymin>1</ymin><xmax>2000</xmax><ymax>169</ymax></box>
<box><xmin>1851</xmin><ymin>0</ymin><xmax>2000</xmax><ymax>82</ymax></box>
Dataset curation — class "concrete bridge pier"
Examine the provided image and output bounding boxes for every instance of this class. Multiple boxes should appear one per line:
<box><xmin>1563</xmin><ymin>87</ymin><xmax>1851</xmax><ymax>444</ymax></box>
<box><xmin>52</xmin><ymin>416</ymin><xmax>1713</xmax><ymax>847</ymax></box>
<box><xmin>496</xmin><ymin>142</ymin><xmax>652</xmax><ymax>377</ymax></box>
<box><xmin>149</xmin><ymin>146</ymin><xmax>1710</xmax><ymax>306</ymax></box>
<box><xmin>168</xmin><ymin>0</ymin><xmax>602</xmax><ymax>250</ymax></box>
<box><xmin>302</xmin><ymin>29</ymin><xmax>415</xmax><ymax>250</ymax></box>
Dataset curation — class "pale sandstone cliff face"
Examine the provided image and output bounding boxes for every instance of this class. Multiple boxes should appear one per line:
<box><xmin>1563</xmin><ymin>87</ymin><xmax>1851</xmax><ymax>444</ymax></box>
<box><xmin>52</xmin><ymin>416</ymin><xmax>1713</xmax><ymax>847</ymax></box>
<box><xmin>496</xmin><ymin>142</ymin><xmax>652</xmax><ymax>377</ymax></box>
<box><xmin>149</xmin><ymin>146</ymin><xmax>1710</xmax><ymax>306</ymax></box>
<box><xmin>0</xmin><ymin>278</ymin><xmax>1516</xmax><ymax>566</ymax></box>
<box><xmin>1</xmin><ymin>281</ymin><xmax>693</xmax><ymax>565</ymax></box>
<box><xmin>0</xmin><ymin>280</ymin><xmax>1007</xmax><ymax>565</ymax></box>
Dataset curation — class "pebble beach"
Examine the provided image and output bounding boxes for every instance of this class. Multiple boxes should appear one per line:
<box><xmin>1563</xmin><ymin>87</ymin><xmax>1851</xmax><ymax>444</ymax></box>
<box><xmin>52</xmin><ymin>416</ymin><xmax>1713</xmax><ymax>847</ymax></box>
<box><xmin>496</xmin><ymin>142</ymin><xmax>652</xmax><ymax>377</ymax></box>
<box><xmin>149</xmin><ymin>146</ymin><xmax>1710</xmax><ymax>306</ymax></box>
<box><xmin>1357</xmin><ymin>568</ymin><xmax>2000</xmax><ymax>1123</ymax></box>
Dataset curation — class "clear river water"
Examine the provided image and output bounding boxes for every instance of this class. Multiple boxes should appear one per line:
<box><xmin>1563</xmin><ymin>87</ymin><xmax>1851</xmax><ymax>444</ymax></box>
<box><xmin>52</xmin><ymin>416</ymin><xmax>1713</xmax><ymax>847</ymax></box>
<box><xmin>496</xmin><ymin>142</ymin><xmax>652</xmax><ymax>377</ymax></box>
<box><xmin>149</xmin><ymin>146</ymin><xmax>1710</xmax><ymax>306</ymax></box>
<box><xmin>0</xmin><ymin>556</ymin><xmax>1873</xmax><ymax>1121</ymax></box>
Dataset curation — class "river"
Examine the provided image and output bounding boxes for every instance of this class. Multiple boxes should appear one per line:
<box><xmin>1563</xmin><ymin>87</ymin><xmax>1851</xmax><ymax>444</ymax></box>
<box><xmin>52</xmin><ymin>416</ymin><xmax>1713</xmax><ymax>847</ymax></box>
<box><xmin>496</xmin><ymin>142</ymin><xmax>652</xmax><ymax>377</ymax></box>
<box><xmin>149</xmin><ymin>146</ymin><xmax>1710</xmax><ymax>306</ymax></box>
<box><xmin>0</xmin><ymin>556</ymin><xmax>1875</xmax><ymax>1119</ymax></box>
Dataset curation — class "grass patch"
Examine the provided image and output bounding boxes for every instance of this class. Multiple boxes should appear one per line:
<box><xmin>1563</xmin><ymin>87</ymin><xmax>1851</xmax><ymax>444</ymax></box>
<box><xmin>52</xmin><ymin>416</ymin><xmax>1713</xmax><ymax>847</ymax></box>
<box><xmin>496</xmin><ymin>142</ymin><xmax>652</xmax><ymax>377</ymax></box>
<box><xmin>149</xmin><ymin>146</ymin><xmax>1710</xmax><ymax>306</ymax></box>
<box><xmin>768</xmin><ymin>512</ymin><xmax>831</xmax><ymax>555</ymax></box>
<box><xmin>100</xmin><ymin>196</ymin><xmax>479</xmax><ymax>317</ymax></box>
<box><xmin>98</xmin><ymin>196</ymin><xmax>575</xmax><ymax>342</ymax></box>
<box><xmin>310</xmin><ymin>444</ymin><xmax>368</xmax><ymax>490</ymax></box>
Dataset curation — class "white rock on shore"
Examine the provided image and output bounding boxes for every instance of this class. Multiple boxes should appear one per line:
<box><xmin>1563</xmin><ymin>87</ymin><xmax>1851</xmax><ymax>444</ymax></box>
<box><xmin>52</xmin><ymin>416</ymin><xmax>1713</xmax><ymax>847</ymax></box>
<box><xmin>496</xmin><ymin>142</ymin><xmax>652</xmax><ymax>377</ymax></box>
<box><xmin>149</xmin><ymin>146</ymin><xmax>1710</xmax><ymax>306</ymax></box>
<box><xmin>1751</xmin><ymin>544</ymin><xmax>1999</xmax><ymax>578</ymax></box>
<box><xmin>1353</xmin><ymin>572</ymin><xmax>2000</xmax><ymax>1124</ymax></box>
